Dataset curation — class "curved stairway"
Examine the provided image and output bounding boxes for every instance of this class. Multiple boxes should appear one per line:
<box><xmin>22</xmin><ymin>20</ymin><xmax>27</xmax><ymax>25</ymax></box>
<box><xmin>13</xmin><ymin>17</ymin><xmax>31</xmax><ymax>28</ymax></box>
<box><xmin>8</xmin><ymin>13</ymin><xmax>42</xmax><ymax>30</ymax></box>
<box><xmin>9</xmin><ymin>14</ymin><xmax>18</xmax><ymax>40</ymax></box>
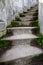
<box><xmin>0</xmin><ymin>5</ymin><xmax>43</xmax><ymax>65</ymax></box>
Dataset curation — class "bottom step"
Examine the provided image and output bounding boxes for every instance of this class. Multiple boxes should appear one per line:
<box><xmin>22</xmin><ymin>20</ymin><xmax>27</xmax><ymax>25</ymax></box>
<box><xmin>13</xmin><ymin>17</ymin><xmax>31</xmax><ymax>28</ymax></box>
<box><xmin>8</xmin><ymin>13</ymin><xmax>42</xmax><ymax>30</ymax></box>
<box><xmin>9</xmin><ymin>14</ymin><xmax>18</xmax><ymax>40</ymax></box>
<box><xmin>0</xmin><ymin>45</ymin><xmax>42</xmax><ymax>62</ymax></box>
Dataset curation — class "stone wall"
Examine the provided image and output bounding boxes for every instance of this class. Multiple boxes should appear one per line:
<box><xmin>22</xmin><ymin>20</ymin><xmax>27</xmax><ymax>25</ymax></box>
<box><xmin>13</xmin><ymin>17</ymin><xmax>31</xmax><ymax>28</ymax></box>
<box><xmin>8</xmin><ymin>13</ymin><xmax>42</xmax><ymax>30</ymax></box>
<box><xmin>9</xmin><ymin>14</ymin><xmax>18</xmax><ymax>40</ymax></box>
<box><xmin>0</xmin><ymin>0</ymin><xmax>38</xmax><ymax>37</ymax></box>
<box><xmin>0</xmin><ymin>0</ymin><xmax>38</xmax><ymax>26</ymax></box>
<box><xmin>39</xmin><ymin>0</ymin><xmax>43</xmax><ymax>34</ymax></box>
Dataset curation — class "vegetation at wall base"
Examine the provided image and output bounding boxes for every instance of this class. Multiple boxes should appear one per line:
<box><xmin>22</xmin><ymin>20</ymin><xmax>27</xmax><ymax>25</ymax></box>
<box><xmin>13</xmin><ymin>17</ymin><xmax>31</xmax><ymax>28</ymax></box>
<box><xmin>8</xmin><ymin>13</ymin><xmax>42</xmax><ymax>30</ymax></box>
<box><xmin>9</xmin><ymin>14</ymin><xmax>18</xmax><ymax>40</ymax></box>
<box><xmin>32</xmin><ymin>20</ymin><xmax>43</xmax><ymax>45</ymax></box>
<box><xmin>0</xmin><ymin>40</ymin><xmax>12</xmax><ymax>49</ymax></box>
<box><xmin>15</xmin><ymin>16</ymin><xmax>21</xmax><ymax>21</ymax></box>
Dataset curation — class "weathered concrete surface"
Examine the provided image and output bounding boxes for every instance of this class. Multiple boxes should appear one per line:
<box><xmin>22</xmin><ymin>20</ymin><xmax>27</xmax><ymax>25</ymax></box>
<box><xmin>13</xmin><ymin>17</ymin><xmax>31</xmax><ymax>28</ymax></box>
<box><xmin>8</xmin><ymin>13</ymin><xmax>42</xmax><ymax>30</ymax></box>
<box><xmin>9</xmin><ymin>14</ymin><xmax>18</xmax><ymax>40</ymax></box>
<box><xmin>0</xmin><ymin>44</ymin><xmax>42</xmax><ymax>62</ymax></box>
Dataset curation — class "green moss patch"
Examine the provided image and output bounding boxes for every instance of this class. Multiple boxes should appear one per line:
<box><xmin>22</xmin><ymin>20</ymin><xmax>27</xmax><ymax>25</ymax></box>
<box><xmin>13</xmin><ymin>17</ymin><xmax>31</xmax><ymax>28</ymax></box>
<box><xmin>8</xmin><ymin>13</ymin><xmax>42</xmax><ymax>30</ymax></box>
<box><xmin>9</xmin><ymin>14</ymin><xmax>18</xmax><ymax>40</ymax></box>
<box><xmin>0</xmin><ymin>40</ymin><xmax>12</xmax><ymax>48</ymax></box>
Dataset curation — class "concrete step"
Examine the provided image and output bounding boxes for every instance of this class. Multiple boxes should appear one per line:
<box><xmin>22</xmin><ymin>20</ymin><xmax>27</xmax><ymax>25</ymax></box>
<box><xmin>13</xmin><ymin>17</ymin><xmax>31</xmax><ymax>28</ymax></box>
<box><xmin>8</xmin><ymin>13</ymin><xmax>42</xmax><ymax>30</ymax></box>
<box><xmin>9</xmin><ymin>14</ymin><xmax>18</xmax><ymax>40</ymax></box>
<box><xmin>20</xmin><ymin>17</ymin><xmax>32</xmax><ymax>22</ymax></box>
<box><xmin>7</xmin><ymin>27</ymin><xmax>37</xmax><ymax>35</ymax></box>
<box><xmin>2</xmin><ymin>34</ymin><xmax>39</xmax><ymax>41</ymax></box>
<box><xmin>20</xmin><ymin>16</ymin><xmax>37</xmax><ymax>21</ymax></box>
<box><xmin>0</xmin><ymin>45</ymin><xmax>42</xmax><ymax>62</ymax></box>
<box><xmin>16</xmin><ymin>21</ymin><xmax>32</xmax><ymax>26</ymax></box>
<box><xmin>25</xmin><ymin>11</ymin><xmax>37</xmax><ymax>16</ymax></box>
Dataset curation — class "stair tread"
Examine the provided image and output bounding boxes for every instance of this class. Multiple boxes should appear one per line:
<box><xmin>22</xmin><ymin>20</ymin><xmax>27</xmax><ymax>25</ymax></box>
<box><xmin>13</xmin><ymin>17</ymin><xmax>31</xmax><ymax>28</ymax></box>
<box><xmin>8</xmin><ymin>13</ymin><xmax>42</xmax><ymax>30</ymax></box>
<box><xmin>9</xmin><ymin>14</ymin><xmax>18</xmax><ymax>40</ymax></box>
<box><xmin>0</xmin><ymin>45</ymin><xmax>42</xmax><ymax>62</ymax></box>
<box><xmin>2</xmin><ymin>34</ymin><xmax>39</xmax><ymax>40</ymax></box>
<box><xmin>7</xmin><ymin>27</ymin><xmax>38</xmax><ymax>30</ymax></box>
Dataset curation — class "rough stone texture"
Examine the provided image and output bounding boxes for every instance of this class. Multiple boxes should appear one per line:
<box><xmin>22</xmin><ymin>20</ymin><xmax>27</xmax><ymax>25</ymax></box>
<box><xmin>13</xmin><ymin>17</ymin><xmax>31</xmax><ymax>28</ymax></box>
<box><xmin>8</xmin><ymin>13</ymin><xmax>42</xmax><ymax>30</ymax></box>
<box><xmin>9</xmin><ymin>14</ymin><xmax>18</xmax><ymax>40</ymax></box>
<box><xmin>0</xmin><ymin>44</ymin><xmax>42</xmax><ymax>62</ymax></box>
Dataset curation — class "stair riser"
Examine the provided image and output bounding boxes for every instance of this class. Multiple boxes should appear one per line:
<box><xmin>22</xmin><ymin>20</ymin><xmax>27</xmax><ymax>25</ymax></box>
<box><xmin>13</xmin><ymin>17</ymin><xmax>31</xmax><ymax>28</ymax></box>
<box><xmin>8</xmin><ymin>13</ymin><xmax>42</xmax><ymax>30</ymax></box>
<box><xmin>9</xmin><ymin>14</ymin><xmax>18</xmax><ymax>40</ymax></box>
<box><xmin>12</xmin><ymin>39</ymin><xmax>32</xmax><ymax>46</ymax></box>
<box><xmin>20</xmin><ymin>16</ymin><xmax>33</xmax><ymax>21</ymax></box>
<box><xmin>8</xmin><ymin>56</ymin><xmax>32</xmax><ymax>65</ymax></box>
<box><xmin>20</xmin><ymin>18</ymin><xmax>32</xmax><ymax>21</ymax></box>
<box><xmin>17</xmin><ymin>21</ymin><xmax>32</xmax><ymax>26</ymax></box>
<box><xmin>13</xmin><ymin>29</ymin><xmax>32</xmax><ymax>35</ymax></box>
<box><xmin>0</xmin><ymin>22</ymin><xmax>6</xmax><ymax>37</ymax></box>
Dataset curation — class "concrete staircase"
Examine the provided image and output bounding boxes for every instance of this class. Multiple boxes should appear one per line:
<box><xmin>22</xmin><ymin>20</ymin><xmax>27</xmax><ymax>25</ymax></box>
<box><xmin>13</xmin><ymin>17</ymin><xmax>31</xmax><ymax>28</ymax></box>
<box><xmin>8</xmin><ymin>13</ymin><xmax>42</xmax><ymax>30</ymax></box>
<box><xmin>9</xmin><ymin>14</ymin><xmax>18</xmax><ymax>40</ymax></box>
<box><xmin>0</xmin><ymin>5</ymin><xmax>43</xmax><ymax>65</ymax></box>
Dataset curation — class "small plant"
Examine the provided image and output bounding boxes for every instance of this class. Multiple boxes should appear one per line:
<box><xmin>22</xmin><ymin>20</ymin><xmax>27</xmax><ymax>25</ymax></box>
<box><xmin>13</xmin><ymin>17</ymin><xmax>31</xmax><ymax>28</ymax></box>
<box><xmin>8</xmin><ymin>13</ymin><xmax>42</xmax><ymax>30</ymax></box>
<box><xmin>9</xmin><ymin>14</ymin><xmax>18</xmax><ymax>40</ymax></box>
<box><xmin>0</xmin><ymin>40</ymin><xmax>12</xmax><ymax>48</ymax></box>
<box><xmin>15</xmin><ymin>16</ymin><xmax>21</xmax><ymax>21</ymax></box>
<box><xmin>19</xmin><ymin>13</ymin><xmax>25</xmax><ymax>17</ymax></box>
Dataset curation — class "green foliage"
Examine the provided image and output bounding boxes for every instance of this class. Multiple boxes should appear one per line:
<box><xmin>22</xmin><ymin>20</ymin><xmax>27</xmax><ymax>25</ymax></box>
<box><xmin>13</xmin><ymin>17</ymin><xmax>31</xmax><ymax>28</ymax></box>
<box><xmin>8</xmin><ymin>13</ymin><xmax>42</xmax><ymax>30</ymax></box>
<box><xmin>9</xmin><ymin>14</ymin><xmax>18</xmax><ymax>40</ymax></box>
<box><xmin>32</xmin><ymin>20</ymin><xmax>43</xmax><ymax>45</ymax></box>
<box><xmin>19</xmin><ymin>13</ymin><xmax>25</xmax><ymax>17</ymax></box>
<box><xmin>35</xmin><ymin>34</ymin><xmax>43</xmax><ymax>45</ymax></box>
<box><xmin>15</xmin><ymin>16</ymin><xmax>21</xmax><ymax>21</ymax></box>
<box><xmin>7</xmin><ymin>20</ymin><xmax>18</xmax><ymax>27</ymax></box>
<box><xmin>32</xmin><ymin>20</ymin><xmax>39</xmax><ymax>26</ymax></box>
<box><xmin>0</xmin><ymin>40</ymin><xmax>11</xmax><ymax>48</ymax></box>
<box><xmin>32</xmin><ymin>53</ymin><xmax>43</xmax><ymax>62</ymax></box>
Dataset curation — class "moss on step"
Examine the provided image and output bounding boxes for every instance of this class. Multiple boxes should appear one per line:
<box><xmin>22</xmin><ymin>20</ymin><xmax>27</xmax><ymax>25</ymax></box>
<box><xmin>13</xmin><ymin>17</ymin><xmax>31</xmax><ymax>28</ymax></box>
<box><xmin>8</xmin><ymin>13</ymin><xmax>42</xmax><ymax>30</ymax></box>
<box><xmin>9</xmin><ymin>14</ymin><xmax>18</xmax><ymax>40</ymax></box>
<box><xmin>15</xmin><ymin>16</ymin><xmax>21</xmax><ymax>21</ymax></box>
